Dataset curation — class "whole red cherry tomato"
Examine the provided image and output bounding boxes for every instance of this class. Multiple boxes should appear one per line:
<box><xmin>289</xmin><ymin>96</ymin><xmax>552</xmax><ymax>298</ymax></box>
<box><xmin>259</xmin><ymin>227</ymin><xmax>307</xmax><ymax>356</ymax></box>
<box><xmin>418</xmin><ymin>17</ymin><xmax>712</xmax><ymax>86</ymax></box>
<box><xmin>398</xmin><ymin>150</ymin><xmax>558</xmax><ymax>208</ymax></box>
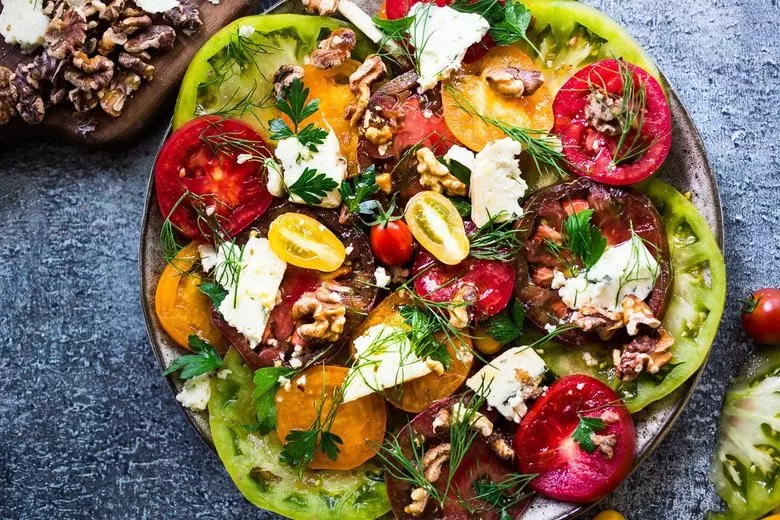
<box><xmin>740</xmin><ymin>288</ymin><xmax>780</xmax><ymax>344</ymax></box>
<box><xmin>370</xmin><ymin>219</ymin><xmax>414</xmax><ymax>267</ymax></box>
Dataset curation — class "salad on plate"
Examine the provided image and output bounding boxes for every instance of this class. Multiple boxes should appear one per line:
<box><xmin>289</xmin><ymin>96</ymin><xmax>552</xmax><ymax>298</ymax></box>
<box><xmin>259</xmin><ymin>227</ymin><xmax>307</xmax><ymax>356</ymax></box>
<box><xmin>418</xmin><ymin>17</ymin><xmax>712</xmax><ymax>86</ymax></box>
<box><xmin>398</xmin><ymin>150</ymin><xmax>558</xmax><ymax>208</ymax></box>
<box><xmin>149</xmin><ymin>0</ymin><xmax>727</xmax><ymax>517</ymax></box>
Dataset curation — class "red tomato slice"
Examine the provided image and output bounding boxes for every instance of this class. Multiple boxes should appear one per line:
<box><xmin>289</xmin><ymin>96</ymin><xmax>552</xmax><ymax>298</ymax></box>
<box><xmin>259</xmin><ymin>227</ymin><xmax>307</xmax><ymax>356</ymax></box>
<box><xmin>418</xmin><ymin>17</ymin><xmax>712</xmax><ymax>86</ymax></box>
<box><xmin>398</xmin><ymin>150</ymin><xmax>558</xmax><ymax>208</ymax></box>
<box><xmin>155</xmin><ymin>116</ymin><xmax>273</xmax><ymax>240</ymax></box>
<box><xmin>392</xmin><ymin>95</ymin><xmax>458</xmax><ymax>157</ymax></box>
<box><xmin>553</xmin><ymin>59</ymin><xmax>672</xmax><ymax>185</ymax></box>
<box><xmin>383</xmin><ymin>0</ymin><xmax>495</xmax><ymax>63</ymax></box>
<box><xmin>413</xmin><ymin>224</ymin><xmax>515</xmax><ymax>318</ymax></box>
<box><xmin>515</xmin><ymin>375</ymin><xmax>636</xmax><ymax>503</ymax></box>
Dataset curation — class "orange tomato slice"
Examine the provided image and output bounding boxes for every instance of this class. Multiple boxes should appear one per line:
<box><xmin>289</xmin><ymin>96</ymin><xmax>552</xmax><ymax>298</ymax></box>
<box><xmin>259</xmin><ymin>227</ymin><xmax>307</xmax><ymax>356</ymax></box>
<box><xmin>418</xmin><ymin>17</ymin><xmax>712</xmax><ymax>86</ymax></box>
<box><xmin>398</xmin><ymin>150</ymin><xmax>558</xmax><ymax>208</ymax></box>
<box><xmin>275</xmin><ymin>365</ymin><xmax>387</xmax><ymax>470</ymax></box>
<box><xmin>443</xmin><ymin>46</ymin><xmax>554</xmax><ymax>151</ymax></box>
<box><xmin>154</xmin><ymin>242</ymin><xmax>227</xmax><ymax>352</ymax></box>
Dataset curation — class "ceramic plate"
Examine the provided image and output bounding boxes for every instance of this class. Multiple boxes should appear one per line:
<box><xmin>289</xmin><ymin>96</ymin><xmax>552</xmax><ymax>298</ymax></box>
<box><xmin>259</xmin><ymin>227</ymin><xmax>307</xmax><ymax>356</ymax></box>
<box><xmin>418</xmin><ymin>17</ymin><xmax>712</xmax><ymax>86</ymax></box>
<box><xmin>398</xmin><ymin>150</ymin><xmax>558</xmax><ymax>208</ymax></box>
<box><xmin>139</xmin><ymin>1</ymin><xmax>723</xmax><ymax>517</ymax></box>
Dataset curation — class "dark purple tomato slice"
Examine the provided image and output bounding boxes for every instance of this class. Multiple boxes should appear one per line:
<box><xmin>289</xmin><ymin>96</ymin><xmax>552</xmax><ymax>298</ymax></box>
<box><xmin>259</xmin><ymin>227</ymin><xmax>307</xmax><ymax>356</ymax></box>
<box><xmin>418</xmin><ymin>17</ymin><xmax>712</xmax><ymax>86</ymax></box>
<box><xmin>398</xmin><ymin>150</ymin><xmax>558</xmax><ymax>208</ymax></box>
<box><xmin>155</xmin><ymin>116</ymin><xmax>273</xmax><ymax>240</ymax></box>
<box><xmin>515</xmin><ymin>177</ymin><xmax>671</xmax><ymax>345</ymax></box>
<box><xmin>553</xmin><ymin>59</ymin><xmax>672</xmax><ymax>185</ymax></box>
<box><xmin>515</xmin><ymin>375</ymin><xmax>636</xmax><ymax>503</ymax></box>
<box><xmin>386</xmin><ymin>397</ymin><xmax>528</xmax><ymax>520</ymax></box>
<box><xmin>210</xmin><ymin>203</ymin><xmax>378</xmax><ymax>369</ymax></box>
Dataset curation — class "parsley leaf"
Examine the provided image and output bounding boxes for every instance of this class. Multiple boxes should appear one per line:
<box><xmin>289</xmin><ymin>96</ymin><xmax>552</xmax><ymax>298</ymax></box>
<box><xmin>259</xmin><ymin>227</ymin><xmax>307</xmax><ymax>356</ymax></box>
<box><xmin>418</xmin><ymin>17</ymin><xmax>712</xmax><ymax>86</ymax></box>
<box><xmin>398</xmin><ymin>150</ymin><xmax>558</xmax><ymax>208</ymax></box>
<box><xmin>287</xmin><ymin>167</ymin><xmax>338</xmax><ymax>205</ymax></box>
<box><xmin>571</xmin><ymin>415</ymin><xmax>605</xmax><ymax>453</ymax></box>
<box><xmin>441</xmin><ymin>158</ymin><xmax>471</xmax><ymax>185</ymax></box>
<box><xmin>297</xmin><ymin>123</ymin><xmax>328</xmax><ymax>151</ymax></box>
<box><xmin>198</xmin><ymin>282</ymin><xmax>227</xmax><ymax>308</ymax></box>
<box><xmin>253</xmin><ymin>366</ymin><xmax>296</xmax><ymax>434</ymax></box>
<box><xmin>448</xmin><ymin>197</ymin><xmax>472</xmax><ymax>218</ymax></box>
<box><xmin>485</xmin><ymin>298</ymin><xmax>526</xmax><ymax>344</ymax></box>
<box><xmin>163</xmin><ymin>336</ymin><xmax>223</xmax><ymax>380</ymax></box>
<box><xmin>489</xmin><ymin>2</ymin><xmax>534</xmax><ymax>47</ymax></box>
<box><xmin>280</xmin><ymin>429</ymin><xmax>319</xmax><ymax>467</ymax></box>
<box><xmin>372</xmin><ymin>14</ymin><xmax>416</xmax><ymax>33</ymax></box>
<box><xmin>563</xmin><ymin>209</ymin><xmax>607</xmax><ymax>270</ymax></box>
<box><xmin>320</xmin><ymin>431</ymin><xmax>344</xmax><ymax>461</ymax></box>
<box><xmin>339</xmin><ymin>165</ymin><xmax>380</xmax><ymax>215</ymax></box>
<box><xmin>276</xmin><ymin>78</ymin><xmax>319</xmax><ymax>129</ymax></box>
<box><xmin>268</xmin><ymin>118</ymin><xmax>295</xmax><ymax>141</ymax></box>
<box><xmin>450</xmin><ymin>0</ymin><xmax>503</xmax><ymax>24</ymax></box>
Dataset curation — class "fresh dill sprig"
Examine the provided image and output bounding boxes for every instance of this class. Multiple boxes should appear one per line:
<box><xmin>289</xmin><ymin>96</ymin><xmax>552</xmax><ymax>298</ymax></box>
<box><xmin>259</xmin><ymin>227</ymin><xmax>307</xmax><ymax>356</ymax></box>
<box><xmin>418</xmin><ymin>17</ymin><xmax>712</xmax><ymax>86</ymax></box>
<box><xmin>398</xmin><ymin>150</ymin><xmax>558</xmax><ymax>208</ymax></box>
<box><xmin>211</xmin><ymin>79</ymin><xmax>273</xmax><ymax>125</ymax></box>
<box><xmin>159</xmin><ymin>191</ymin><xmax>189</xmax><ymax>264</ymax></box>
<box><xmin>469</xmin><ymin>212</ymin><xmax>522</xmax><ymax>262</ymax></box>
<box><xmin>287</xmin><ymin>167</ymin><xmax>338</xmax><ymax>206</ymax></box>
<box><xmin>445</xmin><ymin>85</ymin><xmax>567</xmax><ymax>177</ymax></box>
<box><xmin>200</xmin><ymin>26</ymin><xmax>276</xmax><ymax>90</ymax></box>
<box><xmin>471</xmin><ymin>471</ymin><xmax>536</xmax><ymax>518</ymax></box>
<box><xmin>198</xmin><ymin>126</ymin><xmax>270</xmax><ymax>163</ymax></box>
<box><xmin>163</xmin><ymin>336</ymin><xmax>223</xmax><ymax>380</ymax></box>
<box><xmin>400</xmin><ymin>305</ymin><xmax>453</xmax><ymax>370</ymax></box>
<box><xmin>445</xmin><ymin>392</ymin><xmax>488</xmax><ymax>499</ymax></box>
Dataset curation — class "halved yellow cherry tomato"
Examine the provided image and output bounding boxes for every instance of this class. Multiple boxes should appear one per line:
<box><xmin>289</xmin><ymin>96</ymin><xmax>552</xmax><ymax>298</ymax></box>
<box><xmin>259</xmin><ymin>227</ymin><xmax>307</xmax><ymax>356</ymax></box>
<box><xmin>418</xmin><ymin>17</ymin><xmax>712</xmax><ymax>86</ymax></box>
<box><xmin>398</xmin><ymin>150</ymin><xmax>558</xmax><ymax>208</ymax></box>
<box><xmin>300</xmin><ymin>62</ymin><xmax>362</xmax><ymax>176</ymax></box>
<box><xmin>154</xmin><ymin>242</ymin><xmax>227</xmax><ymax>352</ymax></box>
<box><xmin>594</xmin><ymin>511</ymin><xmax>626</xmax><ymax>520</ymax></box>
<box><xmin>275</xmin><ymin>365</ymin><xmax>387</xmax><ymax>470</ymax></box>
<box><xmin>443</xmin><ymin>46</ymin><xmax>554</xmax><ymax>151</ymax></box>
<box><xmin>404</xmin><ymin>191</ymin><xmax>469</xmax><ymax>265</ymax></box>
<box><xmin>474</xmin><ymin>325</ymin><xmax>503</xmax><ymax>355</ymax></box>
<box><xmin>268</xmin><ymin>213</ymin><xmax>346</xmax><ymax>271</ymax></box>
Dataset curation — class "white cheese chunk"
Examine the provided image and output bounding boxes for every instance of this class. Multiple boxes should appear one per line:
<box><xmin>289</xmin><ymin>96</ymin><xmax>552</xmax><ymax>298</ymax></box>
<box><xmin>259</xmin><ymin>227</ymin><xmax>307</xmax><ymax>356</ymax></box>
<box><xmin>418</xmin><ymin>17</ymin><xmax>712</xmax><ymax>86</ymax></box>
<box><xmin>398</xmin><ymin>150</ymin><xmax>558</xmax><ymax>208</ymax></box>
<box><xmin>274</xmin><ymin>132</ymin><xmax>346</xmax><ymax>208</ymax></box>
<box><xmin>553</xmin><ymin>233</ymin><xmax>659</xmax><ymax>312</ymax></box>
<box><xmin>407</xmin><ymin>4</ymin><xmax>490</xmax><ymax>93</ymax></box>
<box><xmin>175</xmin><ymin>372</ymin><xmax>213</xmax><ymax>411</ymax></box>
<box><xmin>342</xmin><ymin>324</ymin><xmax>432</xmax><ymax>402</ymax></box>
<box><xmin>466</xmin><ymin>346</ymin><xmax>546</xmax><ymax>423</ymax></box>
<box><xmin>264</xmin><ymin>159</ymin><xmax>286</xmax><ymax>198</ymax></box>
<box><xmin>443</xmin><ymin>144</ymin><xmax>476</xmax><ymax>172</ymax></box>
<box><xmin>135</xmin><ymin>0</ymin><xmax>179</xmax><ymax>12</ymax></box>
<box><xmin>0</xmin><ymin>0</ymin><xmax>50</xmax><ymax>52</ymax></box>
<box><xmin>470</xmin><ymin>137</ymin><xmax>527</xmax><ymax>228</ymax></box>
<box><xmin>199</xmin><ymin>237</ymin><xmax>287</xmax><ymax>349</ymax></box>
<box><xmin>238</xmin><ymin>24</ymin><xmax>255</xmax><ymax>38</ymax></box>
<box><xmin>374</xmin><ymin>266</ymin><xmax>391</xmax><ymax>288</ymax></box>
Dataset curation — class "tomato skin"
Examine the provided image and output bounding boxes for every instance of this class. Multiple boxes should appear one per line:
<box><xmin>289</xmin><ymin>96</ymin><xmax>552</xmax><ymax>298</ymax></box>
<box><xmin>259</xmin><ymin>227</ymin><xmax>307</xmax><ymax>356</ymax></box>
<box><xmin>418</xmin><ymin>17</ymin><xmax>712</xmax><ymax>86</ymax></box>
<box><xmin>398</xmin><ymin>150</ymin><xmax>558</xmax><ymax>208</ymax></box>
<box><xmin>515</xmin><ymin>375</ymin><xmax>636</xmax><ymax>503</ymax></box>
<box><xmin>370</xmin><ymin>220</ymin><xmax>414</xmax><ymax>267</ymax></box>
<box><xmin>155</xmin><ymin>116</ymin><xmax>273</xmax><ymax>240</ymax></box>
<box><xmin>553</xmin><ymin>59</ymin><xmax>671</xmax><ymax>185</ymax></box>
<box><xmin>741</xmin><ymin>288</ymin><xmax>780</xmax><ymax>345</ymax></box>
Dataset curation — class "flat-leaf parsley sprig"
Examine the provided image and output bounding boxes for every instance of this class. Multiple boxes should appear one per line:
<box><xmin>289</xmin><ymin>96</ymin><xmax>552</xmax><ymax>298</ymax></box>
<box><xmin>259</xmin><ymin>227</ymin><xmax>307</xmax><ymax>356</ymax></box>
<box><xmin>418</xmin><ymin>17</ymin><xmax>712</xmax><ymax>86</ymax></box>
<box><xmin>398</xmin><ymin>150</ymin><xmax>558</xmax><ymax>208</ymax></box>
<box><xmin>268</xmin><ymin>78</ymin><xmax>328</xmax><ymax>151</ymax></box>
<box><xmin>163</xmin><ymin>335</ymin><xmax>224</xmax><ymax>380</ymax></box>
<box><xmin>450</xmin><ymin>0</ymin><xmax>541</xmax><ymax>56</ymax></box>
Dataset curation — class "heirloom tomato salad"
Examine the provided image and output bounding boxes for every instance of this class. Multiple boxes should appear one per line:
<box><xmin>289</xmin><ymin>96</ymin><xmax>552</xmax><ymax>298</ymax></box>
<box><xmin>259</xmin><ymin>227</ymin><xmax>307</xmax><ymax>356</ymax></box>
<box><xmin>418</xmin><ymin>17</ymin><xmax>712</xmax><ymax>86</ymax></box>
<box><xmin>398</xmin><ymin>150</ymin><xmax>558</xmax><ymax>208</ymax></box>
<box><xmin>151</xmin><ymin>0</ymin><xmax>726</xmax><ymax>518</ymax></box>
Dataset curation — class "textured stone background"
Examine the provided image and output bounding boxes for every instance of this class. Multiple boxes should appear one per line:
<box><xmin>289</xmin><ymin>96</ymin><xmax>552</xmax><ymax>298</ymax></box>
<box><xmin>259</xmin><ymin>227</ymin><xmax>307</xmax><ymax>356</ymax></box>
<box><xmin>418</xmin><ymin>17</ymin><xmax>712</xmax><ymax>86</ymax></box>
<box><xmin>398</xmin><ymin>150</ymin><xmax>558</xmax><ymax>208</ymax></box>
<box><xmin>1</xmin><ymin>0</ymin><xmax>779</xmax><ymax>518</ymax></box>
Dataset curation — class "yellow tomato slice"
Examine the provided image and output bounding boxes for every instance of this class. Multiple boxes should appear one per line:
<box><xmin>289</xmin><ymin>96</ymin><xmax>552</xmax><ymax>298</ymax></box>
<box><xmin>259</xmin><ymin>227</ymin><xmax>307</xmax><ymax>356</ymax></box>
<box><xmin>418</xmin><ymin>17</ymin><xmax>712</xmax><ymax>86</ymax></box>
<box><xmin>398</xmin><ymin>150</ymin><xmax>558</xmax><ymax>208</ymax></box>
<box><xmin>268</xmin><ymin>213</ymin><xmax>346</xmax><ymax>271</ymax></box>
<box><xmin>275</xmin><ymin>365</ymin><xmax>387</xmax><ymax>470</ymax></box>
<box><xmin>154</xmin><ymin>242</ymin><xmax>227</xmax><ymax>352</ymax></box>
<box><xmin>301</xmin><ymin>62</ymin><xmax>361</xmax><ymax>176</ymax></box>
<box><xmin>443</xmin><ymin>46</ymin><xmax>554</xmax><ymax>151</ymax></box>
<box><xmin>405</xmin><ymin>191</ymin><xmax>469</xmax><ymax>265</ymax></box>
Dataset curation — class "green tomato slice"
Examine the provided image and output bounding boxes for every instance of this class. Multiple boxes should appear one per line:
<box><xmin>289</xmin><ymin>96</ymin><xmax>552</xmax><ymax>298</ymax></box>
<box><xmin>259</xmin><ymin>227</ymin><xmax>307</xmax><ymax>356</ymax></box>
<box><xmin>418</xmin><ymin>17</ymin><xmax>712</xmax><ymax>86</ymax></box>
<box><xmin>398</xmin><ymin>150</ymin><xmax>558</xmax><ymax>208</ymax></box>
<box><xmin>173</xmin><ymin>14</ymin><xmax>374</xmax><ymax>133</ymax></box>
<box><xmin>708</xmin><ymin>349</ymin><xmax>780</xmax><ymax>520</ymax></box>
<box><xmin>209</xmin><ymin>348</ymin><xmax>391</xmax><ymax>520</ymax></box>
<box><xmin>539</xmin><ymin>179</ymin><xmax>726</xmax><ymax>413</ymax></box>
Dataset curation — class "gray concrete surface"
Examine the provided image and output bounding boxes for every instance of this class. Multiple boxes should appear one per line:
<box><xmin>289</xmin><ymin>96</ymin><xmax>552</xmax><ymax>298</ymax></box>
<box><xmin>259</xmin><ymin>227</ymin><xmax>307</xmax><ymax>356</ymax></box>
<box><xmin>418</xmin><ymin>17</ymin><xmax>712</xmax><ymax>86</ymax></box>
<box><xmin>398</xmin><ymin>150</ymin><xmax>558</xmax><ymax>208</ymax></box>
<box><xmin>1</xmin><ymin>0</ymin><xmax>779</xmax><ymax>518</ymax></box>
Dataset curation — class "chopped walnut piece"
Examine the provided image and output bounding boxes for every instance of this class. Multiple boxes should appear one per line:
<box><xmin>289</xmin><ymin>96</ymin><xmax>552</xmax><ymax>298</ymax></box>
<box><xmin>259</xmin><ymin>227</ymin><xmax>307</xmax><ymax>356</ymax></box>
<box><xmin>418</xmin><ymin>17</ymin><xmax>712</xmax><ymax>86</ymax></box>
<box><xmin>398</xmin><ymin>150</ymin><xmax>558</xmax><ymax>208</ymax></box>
<box><xmin>97</xmin><ymin>27</ymin><xmax>128</xmax><ymax>55</ymax></box>
<box><xmin>416</xmin><ymin>146</ymin><xmax>467</xmax><ymax>197</ymax></box>
<box><xmin>45</xmin><ymin>9</ymin><xmax>88</xmax><ymax>60</ymax></box>
<box><xmin>431</xmin><ymin>408</ymin><xmax>450</xmax><ymax>433</ymax></box>
<box><xmin>590</xmin><ymin>433</ymin><xmax>617</xmax><ymax>459</ymax></box>
<box><xmin>584</xmin><ymin>90</ymin><xmax>622</xmax><ymax>136</ymax></box>
<box><xmin>101</xmin><ymin>0</ymin><xmax>125</xmax><ymax>22</ymax></box>
<box><xmin>345</xmin><ymin>55</ymin><xmax>386</xmax><ymax>125</ymax></box>
<box><xmin>164</xmin><ymin>0</ymin><xmax>202</xmax><ymax>33</ymax></box>
<box><xmin>600</xmin><ymin>409</ymin><xmax>620</xmax><ymax>424</ymax></box>
<box><xmin>485</xmin><ymin>67</ymin><xmax>544</xmax><ymax>98</ymax></box>
<box><xmin>614</xmin><ymin>327</ymin><xmax>675</xmax><ymax>381</ymax></box>
<box><xmin>301</xmin><ymin>0</ymin><xmax>339</xmax><ymax>16</ymax></box>
<box><xmin>14</xmin><ymin>55</ymin><xmax>63</xmax><ymax>124</ymax></box>
<box><xmin>98</xmin><ymin>70</ymin><xmax>140</xmax><ymax>116</ymax></box>
<box><xmin>291</xmin><ymin>283</ymin><xmax>348</xmax><ymax>342</ymax></box>
<box><xmin>0</xmin><ymin>67</ymin><xmax>18</xmax><ymax>125</ymax></box>
<box><xmin>569</xmin><ymin>303</ymin><xmax>624</xmax><ymax>340</ymax></box>
<box><xmin>621</xmin><ymin>294</ymin><xmax>661</xmax><ymax>336</ymax></box>
<box><xmin>448</xmin><ymin>283</ymin><xmax>478</xmax><ymax>329</ymax></box>
<box><xmin>310</xmin><ymin>28</ymin><xmax>356</xmax><ymax>70</ymax></box>
<box><xmin>375</xmin><ymin>172</ymin><xmax>393</xmax><ymax>194</ymax></box>
<box><xmin>65</xmin><ymin>52</ymin><xmax>115</xmax><ymax>92</ymax></box>
<box><xmin>488</xmin><ymin>433</ymin><xmax>515</xmax><ymax>461</ymax></box>
<box><xmin>272</xmin><ymin>64</ymin><xmax>304</xmax><ymax>99</ymax></box>
<box><xmin>404</xmin><ymin>487</ymin><xmax>429</xmax><ymax>517</ymax></box>
<box><xmin>117</xmin><ymin>14</ymin><xmax>154</xmax><ymax>35</ymax></box>
<box><xmin>69</xmin><ymin>88</ymin><xmax>98</xmax><ymax>112</ymax></box>
<box><xmin>422</xmin><ymin>443</ymin><xmax>450</xmax><ymax>482</ymax></box>
<box><xmin>451</xmin><ymin>402</ymin><xmax>494</xmax><ymax>437</ymax></box>
<box><xmin>117</xmin><ymin>51</ymin><xmax>154</xmax><ymax>81</ymax></box>
<box><xmin>125</xmin><ymin>25</ymin><xmax>176</xmax><ymax>53</ymax></box>
<box><xmin>365</xmin><ymin>125</ymin><xmax>392</xmax><ymax>145</ymax></box>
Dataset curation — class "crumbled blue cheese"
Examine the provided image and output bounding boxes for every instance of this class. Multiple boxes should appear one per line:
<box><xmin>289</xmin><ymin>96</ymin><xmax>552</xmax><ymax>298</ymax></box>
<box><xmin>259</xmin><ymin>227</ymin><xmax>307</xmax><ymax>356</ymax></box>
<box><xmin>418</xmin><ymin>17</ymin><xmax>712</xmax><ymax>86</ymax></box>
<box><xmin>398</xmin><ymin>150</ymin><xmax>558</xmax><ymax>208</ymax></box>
<box><xmin>443</xmin><ymin>144</ymin><xmax>476</xmax><ymax>172</ymax></box>
<box><xmin>0</xmin><ymin>0</ymin><xmax>50</xmax><ymax>52</ymax></box>
<box><xmin>175</xmin><ymin>372</ymin><xmax>213</xmax><ymax>411</ymax></box>
<box><xmin>342</xmin><ymin>324</ymin><xmax>432</xmax><ymax>402</ymax></box>
<box><xmin>469</xmin><ymin>137</ymin><xmax>527</xmax><ymax>227</ymax></box>
<box><xmin>374</xmin><ymin>266</ymin><xmax>391</xmax><ymax>288</ymax></box>
<box><xmin>466</xmin><ymin>346</ymin><xmax>546</xmax><ymax>423</ymax></box>
<box><xmin>551</xmin><ymin>233</ymin><xmax>659</xmax><ymax>312</ymax></box>
<box><xmin>264</xmin><ymin>158</ymin><xmax>286</xmax><ymax>197</ymax></box>
<box><xmin>274</xmin><ymin>131</ymin><xmax>347</xmax><ymax>208</ymax></box>
<box><xmin>407</xmin><ymin>3</ymin><xmax>490</xmax><ymax>93</ymax></box>
<box><xmin>135</xmin><ymin>0</ymin><xmax>179</xmax><ymax>12</ymax></box>
<box><xmin>199</xmin><ymin>237</ymin><xmax>287</xmax><ymax>349</ymax></box>
<box><xmin>238</xmin><ymin>25</ymin><xmax>255</xmax><ymax>38</ymax></box>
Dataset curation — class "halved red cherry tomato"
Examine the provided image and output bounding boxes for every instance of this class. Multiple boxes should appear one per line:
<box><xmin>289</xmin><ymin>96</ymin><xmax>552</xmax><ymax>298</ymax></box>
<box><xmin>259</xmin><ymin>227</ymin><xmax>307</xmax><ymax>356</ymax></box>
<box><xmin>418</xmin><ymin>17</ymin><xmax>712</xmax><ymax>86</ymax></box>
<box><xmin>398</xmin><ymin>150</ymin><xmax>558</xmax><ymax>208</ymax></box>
<box><xmin>553</xmin><ymin>59</ymin><xmax>672</xmax><ymax>185</ymax></box>
<box><xmin>383</xmin><ymin>0</ymin><xmax>496</xmax><ymax>63</ymax></box>
<box><xmin>515</xmin><ymin>375</ymin><xmax>636</xmax><ymax>503</ymax></box>
<box><xmin>740</xmin><ymin>288</ymin><xmax>780</xmax><ymax>345</ymax></box>
<box><xmin>155</xmin><ymin>116</ymin><xmax>273</xmax><ymax>240</ymax></box>
<box><xmin>370</xmin><ymin>220</ymin><xmax>415</xmax><ymax>267</ymax></box>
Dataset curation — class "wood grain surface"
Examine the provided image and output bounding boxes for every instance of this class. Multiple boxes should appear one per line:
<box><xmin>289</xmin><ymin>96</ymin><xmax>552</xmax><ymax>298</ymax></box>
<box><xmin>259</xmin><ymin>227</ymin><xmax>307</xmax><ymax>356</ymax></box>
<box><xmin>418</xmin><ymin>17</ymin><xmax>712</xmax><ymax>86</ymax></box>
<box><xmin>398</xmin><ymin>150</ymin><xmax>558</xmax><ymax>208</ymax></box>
<box><xmin>0</xmin><ymin>0</ymin><xmax>267</xmax><ymax>147</ymax></box>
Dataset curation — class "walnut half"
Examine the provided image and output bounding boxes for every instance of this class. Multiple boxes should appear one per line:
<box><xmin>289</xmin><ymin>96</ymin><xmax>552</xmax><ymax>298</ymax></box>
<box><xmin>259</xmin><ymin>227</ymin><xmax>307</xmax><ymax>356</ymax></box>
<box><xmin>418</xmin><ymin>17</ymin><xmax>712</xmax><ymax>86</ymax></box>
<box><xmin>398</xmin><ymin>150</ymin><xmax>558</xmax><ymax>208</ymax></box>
<box><xmin>0</xmin><ymin>66</ymin><xmax>18</xmax><ymax>125</ymax></box>
<box><xmin>416</xmin><ymin>147</ymin><xmax>467</xmax><ymax>197</ymax></box>
<box><xmin>485</xmin><ymin>67</ymin><xmax>544</xmax><ymax>98</ymax></box>
<box><xmin>309</xmin><ymin>27</ymin><xmax>356</xmax><ymax>70</ymax></box>
<box><xmin>291</xmin><ymin>283</ymin><xmax>348</xmax><ymax>342</ymax></box>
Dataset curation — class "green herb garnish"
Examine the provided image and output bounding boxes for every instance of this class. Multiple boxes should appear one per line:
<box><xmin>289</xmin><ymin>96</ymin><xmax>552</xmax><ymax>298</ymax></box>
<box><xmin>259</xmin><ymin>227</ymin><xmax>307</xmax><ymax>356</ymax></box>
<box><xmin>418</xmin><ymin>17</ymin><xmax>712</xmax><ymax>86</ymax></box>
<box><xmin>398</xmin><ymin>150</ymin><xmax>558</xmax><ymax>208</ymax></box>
<box><xmin>339</xmin><ymin>165</ymin><xmax>381</xmax><ymax>217</ymax></box>
<box><xmin>485</xmin><ymin>298</ymin><xmax>526</xmax><ymax>344</ymax></box>
<box><xmin>571</xmin><ymin>415</ymin><xmax>606</xmax><ymax>453</ymax></box>
<box><xmin>163</xmin><ymin>336</ymin><xmax>223</xmax><ymax>380</ymax></box>
<box><xmin>287</xmin><ymin>167</ymin><xmax>339</xmax><ymax>206</ymax></box>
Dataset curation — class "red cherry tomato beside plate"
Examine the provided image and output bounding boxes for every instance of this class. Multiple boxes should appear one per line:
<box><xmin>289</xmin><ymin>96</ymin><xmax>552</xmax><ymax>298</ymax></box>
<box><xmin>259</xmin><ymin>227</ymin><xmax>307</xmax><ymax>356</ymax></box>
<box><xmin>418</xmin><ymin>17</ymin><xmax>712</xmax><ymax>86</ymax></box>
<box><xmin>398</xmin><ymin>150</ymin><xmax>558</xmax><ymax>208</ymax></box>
<box><xmin>515</xmin><ymin>375</ymin><xmax>636</xmax><ymax>503</ymax></box>
<box><xmin>740</xmin><ymin>288</ymin><xmax>780</xmax><ymax>345</ymax></box>
<box><xmin>155</xmin><ymin>116</ymin><xmax>273</xmax><ymax>240</ymax></box>
<box><xmin>553</xmin><ymin>59</ymin><xmax>671</xmax><ymax>185</ymax></box>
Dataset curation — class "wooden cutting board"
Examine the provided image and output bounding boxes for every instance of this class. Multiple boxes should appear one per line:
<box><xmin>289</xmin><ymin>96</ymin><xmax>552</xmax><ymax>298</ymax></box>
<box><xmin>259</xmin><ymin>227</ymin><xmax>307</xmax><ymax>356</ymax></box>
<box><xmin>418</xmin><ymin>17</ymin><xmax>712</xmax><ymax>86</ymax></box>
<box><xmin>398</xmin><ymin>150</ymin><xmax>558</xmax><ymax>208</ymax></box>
<box><xmin>0</xmin><ymin>0</ymin><xmax>281</xmax><ymax>147</ymax></box>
